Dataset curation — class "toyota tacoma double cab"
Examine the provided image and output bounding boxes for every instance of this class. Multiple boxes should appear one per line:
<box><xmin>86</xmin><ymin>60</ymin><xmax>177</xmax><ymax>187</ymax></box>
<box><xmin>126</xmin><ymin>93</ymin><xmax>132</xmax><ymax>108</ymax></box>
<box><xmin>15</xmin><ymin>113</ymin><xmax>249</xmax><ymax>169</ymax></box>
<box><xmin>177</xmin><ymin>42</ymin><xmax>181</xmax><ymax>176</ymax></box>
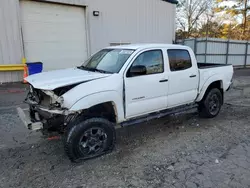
<box><xmin>17</xmin><ymin>44</ymin><xmax>234</xmax><ymax>162</ymax></box>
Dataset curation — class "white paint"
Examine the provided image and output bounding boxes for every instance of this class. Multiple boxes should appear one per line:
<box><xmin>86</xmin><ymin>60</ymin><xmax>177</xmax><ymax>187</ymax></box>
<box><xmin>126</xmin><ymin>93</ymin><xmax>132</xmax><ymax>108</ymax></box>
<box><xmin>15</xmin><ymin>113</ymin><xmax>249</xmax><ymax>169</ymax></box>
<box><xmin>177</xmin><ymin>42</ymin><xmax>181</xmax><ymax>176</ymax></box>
<box><xmin>196</xmin><ymin>65</ymin><xmax>233</xmax><ymax>102</ymax></box>
<box><xmin>69</xmin><ymin>90</ymin><xmax>125</xmax><ymax>122</ymax></box>
<box><xmin>25</xmin><ymin>68</ymin><xmax>110</xmax><ymax>90</ymax></box>
<box><xmin>166</xmin><ymin>47</ymin><xmax>199</xmax><ymax>107</ymax></box>
<box><xmin>20</xmin><ymin>1</ymin><xmax>88</xmax><ymax>71</ymax></box>
<box><xmin>125</xmin><ymin>73</ymin><xmax>168</xmax><ymax>118</ymax></box>
<box><xmin>124</xmin><ymin>47</ymin><xmax>169</xmax><ymax>118</ymax></box>
<box><xmin>26</xmin><ymin>44</ymin><xmax>234</xmax><ymax>123</ymax></box>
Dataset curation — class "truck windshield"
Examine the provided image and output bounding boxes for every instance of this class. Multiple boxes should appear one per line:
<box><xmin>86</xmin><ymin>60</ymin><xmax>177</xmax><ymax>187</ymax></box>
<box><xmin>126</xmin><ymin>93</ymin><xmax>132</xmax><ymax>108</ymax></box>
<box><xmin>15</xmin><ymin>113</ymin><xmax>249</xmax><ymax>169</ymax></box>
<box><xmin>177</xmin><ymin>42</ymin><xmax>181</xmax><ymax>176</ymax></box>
<box><xmin>79</xmin><ymin>49</ymin><xmax>135</xmax><ymax>73</ymax></box>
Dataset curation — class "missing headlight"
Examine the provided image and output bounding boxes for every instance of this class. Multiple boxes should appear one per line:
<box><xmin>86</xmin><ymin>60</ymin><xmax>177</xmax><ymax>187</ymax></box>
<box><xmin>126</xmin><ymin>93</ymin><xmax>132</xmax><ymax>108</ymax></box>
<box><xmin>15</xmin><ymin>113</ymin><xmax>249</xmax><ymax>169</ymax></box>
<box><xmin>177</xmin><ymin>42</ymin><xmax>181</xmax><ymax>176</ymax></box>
<box><xmin>53</xmin><ymin>84</ymin><xmax>79</xmax><ymax>96</ymax></box>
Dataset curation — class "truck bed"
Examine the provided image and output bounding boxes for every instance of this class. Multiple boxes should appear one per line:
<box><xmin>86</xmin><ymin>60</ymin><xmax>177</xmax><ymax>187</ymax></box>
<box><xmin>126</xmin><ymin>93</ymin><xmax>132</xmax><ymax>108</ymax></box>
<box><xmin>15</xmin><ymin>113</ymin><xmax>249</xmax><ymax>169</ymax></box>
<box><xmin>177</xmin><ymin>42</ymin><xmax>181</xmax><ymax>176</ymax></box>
<box><xmin>198</xmin><ymin>63</ymin><xmax>231</xmax><ymax>69</ymax></box>
<box><xmin>198</xmin><ymin>63</ymin><xmax>233</xmax><ymax>96</ymax></box>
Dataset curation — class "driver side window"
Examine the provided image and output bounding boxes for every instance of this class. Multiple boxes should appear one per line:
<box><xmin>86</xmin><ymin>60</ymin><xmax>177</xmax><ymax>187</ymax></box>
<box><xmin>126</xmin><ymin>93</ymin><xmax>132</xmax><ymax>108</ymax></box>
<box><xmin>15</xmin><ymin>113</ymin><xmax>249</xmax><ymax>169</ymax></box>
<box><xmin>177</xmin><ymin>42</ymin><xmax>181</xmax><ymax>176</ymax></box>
<box><xmin>128</xmin><ymin>50</ymin><xmax>164</xmax><ymax>77</ymax></box>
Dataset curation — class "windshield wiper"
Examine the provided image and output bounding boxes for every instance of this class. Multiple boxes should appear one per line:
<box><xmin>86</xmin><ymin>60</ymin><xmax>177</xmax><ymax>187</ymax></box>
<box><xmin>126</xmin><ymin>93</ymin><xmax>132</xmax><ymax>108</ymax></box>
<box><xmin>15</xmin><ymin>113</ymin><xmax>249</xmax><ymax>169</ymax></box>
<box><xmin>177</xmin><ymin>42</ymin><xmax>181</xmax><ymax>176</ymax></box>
<box><xmin>77</xmin><ymin>66</ymin><xmax>112</xmax><ymax>74</ymax></box>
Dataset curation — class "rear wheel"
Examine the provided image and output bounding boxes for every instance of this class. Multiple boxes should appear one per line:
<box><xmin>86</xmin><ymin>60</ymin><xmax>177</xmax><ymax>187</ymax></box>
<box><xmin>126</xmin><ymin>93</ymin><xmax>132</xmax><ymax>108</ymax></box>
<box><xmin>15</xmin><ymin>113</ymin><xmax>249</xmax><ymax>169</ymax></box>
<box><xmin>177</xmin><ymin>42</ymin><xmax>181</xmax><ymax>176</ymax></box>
<box><xmin>198</xmin><ymin>88</ymin><xmax>223</xmax><ymax>118</ymax></box>
<box><xmin>64</xmin><ymin>118</ymin><xmax>116</xmax><ymax>162</ymax></box>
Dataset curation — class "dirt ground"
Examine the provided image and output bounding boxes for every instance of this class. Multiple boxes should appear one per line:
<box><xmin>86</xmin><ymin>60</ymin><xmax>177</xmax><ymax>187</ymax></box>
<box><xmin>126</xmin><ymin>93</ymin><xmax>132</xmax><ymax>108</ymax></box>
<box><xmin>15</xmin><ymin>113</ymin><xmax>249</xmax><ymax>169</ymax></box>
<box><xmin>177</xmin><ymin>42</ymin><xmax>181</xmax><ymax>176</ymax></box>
<box><xmin>0</xmin><ymin>69</ymin><xmax>250</xmax><ymax>188</ymax></box>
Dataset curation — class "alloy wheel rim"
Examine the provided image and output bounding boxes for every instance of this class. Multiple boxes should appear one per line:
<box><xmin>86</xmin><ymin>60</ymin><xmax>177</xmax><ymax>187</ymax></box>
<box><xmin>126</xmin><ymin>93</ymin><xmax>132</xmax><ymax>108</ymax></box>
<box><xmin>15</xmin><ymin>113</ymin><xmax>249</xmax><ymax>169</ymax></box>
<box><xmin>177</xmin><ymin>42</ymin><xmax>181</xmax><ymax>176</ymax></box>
<box><xmin>208</xmin><ymin>94</ymin><xmax>220</xmax><ymax>115</ymax></box>
<box><xmin>79</xmin><ymin>127</ymin><xmax>108</xmax><ymax>156</ymax></box>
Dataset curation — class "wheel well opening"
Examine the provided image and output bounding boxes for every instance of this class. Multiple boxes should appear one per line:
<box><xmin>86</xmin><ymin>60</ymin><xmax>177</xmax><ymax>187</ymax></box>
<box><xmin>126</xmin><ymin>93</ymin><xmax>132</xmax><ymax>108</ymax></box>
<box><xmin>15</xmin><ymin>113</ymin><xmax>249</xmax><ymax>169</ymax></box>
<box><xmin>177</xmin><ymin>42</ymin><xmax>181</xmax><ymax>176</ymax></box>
<box><xmin>207</xmin><ymin>81</ymin><xmax>223</xmax><ymax>92</ymax></box>
<box><xmin>204</xmin><ymin>80</ymin><xmax>224</xmax><ymax>101</ymax></box>
<box><xmin>82</xmin><ymin>102</ymin><xmax>117</xmax><ymax>123</ymax></box>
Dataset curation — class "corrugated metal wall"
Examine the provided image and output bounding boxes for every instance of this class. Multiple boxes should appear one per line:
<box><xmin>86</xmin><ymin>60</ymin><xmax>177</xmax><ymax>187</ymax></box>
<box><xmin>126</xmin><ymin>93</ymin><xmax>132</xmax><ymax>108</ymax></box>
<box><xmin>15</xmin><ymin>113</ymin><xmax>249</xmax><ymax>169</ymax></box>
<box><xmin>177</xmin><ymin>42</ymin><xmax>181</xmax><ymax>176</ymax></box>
<box><xmin>0</xmin><ymin>0</ymin><xmax>23</xmax><ymax>83</ymax></box>
<box><xmin>88</xmin><ymin>0</ymin><xmax>176</xmax><ymax>53</ymax></box>
<box><xmin>38</xmin><ymin>0</ymin><xmax>176</xmax><ymax>53</ymax></box>
<box><xmin>37</xmin><ymin>0</ymin><xmax>87</xmax><ymax>6</ymax></box>
<box><xmin>0</xmin><ymin>0</ymin><xmax>176</xmax><ymax>83</ymax></box>
<box><xmin>180</xmin><ymin>38</ymin><xmax>250</xmax><ymax>67</ymax></box>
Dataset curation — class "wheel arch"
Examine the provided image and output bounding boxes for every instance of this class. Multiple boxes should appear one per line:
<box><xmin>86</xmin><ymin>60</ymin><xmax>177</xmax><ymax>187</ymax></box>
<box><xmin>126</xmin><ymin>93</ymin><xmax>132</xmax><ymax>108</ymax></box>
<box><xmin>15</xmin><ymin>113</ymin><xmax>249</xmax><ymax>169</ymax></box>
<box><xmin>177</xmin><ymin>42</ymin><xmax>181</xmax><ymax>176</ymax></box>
<box><xmin>69</xmin><ymin>91</ymin><xmax>125</xmax><ymax>123</ymax></box>
<box><xmin>197</xmin><ymin>80</ymin><xmax>224</xmax><ymax>102</ymax></box>
<box><xmin>80</xmin><ymin>102</ymin><xmax>118</xmax><ymax>123</ymax></box>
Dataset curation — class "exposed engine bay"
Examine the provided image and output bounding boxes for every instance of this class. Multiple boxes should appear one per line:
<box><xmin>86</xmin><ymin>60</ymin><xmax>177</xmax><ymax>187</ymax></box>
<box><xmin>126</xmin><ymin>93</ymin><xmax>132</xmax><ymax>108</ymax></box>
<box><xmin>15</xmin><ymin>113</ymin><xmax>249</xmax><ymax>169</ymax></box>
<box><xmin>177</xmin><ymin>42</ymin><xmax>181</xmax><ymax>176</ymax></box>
<box><xmin>21</xmin><ymin>68</ymin><xmax>111</xmax><ymax>134</ymax></box>
<box><xmin>24</xmin><ymin>84</ymin><xmax>78</xmax><ymax>134</ymax></box>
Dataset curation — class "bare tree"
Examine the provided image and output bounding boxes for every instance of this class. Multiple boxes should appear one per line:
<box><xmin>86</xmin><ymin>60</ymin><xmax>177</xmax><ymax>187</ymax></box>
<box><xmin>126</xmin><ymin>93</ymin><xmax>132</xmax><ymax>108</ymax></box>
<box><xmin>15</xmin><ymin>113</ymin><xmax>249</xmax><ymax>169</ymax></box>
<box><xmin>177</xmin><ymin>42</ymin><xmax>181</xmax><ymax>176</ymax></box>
<box><xmin>176</xmin><ymin>0</ymin><xmax>213</xmax><ymax>38</ymax></box>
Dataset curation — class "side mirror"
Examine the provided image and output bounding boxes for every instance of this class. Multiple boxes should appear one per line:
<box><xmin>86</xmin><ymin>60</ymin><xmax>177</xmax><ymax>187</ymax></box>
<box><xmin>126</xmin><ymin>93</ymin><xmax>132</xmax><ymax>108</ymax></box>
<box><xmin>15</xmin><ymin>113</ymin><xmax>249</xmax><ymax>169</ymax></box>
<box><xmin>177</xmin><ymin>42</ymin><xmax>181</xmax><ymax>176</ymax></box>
<box><xmin>128</xmin><ymin>65</ymin><xmax>147</xmax><ymax>77</ymax></box>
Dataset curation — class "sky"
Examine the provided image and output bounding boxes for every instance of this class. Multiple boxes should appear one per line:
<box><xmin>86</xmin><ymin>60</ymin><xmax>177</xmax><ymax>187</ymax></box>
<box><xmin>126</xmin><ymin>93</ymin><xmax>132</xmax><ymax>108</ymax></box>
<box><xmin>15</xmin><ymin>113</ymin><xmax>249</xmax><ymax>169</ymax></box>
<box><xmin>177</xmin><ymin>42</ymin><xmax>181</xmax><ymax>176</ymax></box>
<box><xmin>220</xmin><ymin>1</ymin><xmax>237</xmax><ymax>7</ymax></box>
<box><xmin>216</xmin><ymin>0</ymin><xmax>243</xmax><ymax>24</ymax></box>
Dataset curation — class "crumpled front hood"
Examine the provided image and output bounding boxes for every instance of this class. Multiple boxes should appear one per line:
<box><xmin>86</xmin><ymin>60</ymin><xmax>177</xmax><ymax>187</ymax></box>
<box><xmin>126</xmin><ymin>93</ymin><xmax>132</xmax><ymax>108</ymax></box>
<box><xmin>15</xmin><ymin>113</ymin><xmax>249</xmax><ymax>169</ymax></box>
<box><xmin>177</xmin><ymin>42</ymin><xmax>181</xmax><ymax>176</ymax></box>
<box><xmin>25</xmin><ymin>67</ymin><xmax>111</xmax><ymax>90</ymax></box>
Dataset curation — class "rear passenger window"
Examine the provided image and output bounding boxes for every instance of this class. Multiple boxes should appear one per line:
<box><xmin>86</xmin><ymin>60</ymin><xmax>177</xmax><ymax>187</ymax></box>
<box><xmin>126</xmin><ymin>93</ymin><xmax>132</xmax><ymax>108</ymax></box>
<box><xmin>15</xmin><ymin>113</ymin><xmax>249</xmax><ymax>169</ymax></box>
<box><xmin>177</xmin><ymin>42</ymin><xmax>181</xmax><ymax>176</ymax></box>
<box><xmin>167</xmin><ymin>49</ymin><xmax>192</xmax><ymax>71</ymax></box>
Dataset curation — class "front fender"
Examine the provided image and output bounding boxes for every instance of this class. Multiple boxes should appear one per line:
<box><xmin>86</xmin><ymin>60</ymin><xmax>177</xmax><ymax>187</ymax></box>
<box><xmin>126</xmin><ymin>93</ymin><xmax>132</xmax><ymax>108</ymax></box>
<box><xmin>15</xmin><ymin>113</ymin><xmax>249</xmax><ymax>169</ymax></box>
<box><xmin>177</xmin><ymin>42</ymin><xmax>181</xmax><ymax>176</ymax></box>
<box><xmin>69</xmin><ymin>91</ymin><xmax>125</xmax><ymax>122</ymax></box>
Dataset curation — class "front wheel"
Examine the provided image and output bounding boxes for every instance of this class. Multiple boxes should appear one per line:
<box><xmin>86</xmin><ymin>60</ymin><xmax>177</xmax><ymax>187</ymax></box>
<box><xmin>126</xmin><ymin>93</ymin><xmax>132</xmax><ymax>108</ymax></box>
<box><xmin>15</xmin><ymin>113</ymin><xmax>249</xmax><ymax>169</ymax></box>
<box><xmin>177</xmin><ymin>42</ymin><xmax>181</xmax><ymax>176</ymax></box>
<box><xmin>198</xmin><ymin>88</ymin><xmax>223</xmax><ymax>118</ymax></box>
<box><xmin>64</xmin><ymin>118</ymin><xmax>116</xmax><ymax>162</ymax></box>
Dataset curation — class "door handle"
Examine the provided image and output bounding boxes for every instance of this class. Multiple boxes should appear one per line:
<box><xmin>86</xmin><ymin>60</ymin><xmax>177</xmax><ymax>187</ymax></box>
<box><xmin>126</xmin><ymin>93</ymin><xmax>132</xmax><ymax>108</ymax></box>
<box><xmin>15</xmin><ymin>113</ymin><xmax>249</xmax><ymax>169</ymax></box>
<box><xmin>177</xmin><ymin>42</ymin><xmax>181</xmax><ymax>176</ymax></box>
<box><xmin>190</xmin><ymin>75</ymin><xmax>197</xmax><ymax>78</ymax></box>
<box><xmin>159</xmin><ymin>79</ymin><xmax>168</xmax><ymax>83</ymax></box>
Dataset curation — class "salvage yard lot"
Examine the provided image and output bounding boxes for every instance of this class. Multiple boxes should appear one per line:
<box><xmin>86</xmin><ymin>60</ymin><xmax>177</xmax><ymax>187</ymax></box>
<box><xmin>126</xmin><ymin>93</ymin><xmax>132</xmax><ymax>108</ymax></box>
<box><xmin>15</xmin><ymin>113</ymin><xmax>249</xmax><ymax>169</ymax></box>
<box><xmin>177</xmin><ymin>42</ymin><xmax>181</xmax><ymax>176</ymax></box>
<box><xmin>0</xmin><ymin>69</ymin><xmax>250</xmax><ymax>188</ymax></box>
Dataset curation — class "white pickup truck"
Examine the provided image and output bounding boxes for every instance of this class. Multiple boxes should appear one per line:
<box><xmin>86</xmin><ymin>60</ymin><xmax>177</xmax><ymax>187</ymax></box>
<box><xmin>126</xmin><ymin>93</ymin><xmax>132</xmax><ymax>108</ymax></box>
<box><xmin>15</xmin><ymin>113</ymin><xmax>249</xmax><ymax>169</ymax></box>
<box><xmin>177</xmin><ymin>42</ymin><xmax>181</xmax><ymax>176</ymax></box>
<box><xmin>17</xmin><ymin>44</ymin><xmax>233</xmax><ymax>162</ymax></box>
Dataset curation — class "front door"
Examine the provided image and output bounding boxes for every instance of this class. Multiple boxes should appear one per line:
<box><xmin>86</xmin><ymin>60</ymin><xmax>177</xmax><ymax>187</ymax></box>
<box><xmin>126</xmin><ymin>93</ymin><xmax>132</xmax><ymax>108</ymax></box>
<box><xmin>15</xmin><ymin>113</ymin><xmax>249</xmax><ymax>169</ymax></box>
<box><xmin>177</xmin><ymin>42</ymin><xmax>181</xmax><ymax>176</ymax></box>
<box><xmin>124</xmin><ymin>49</ymin><xmax>168</xmax><ymax>118</ymax></box>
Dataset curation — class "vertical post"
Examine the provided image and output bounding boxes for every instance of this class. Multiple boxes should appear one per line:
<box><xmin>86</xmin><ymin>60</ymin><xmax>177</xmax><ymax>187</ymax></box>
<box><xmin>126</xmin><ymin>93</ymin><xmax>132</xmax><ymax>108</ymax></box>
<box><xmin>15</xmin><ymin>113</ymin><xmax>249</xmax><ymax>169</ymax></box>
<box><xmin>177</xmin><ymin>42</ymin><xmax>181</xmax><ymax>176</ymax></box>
<box><xmin>194</xmin><ymin>38</ymin><xmax>197</xmax><ymax>55</ymax></box>
<box><xmin>225</xmin><ymin>40</ymin><xmax>230</xmax><ymax>64</ymax></box>
<box><xmin>226</xmin><ymin>23</ymin><xmax>232</xmax><ymax>65</ymax></box>
<box><xmin>22</xmin><ymin>57</ymin><xmax>26</xmax><ymax>64</ymax></box>
<box><xmin>244</xmin><ymin>41</ymin><xmax>249</xmax><ymax>68</ymax></box>
<box><xmin>204</xmin><ymin>37</ymin><xmax>208</xmax><ymax>63</ymax></box>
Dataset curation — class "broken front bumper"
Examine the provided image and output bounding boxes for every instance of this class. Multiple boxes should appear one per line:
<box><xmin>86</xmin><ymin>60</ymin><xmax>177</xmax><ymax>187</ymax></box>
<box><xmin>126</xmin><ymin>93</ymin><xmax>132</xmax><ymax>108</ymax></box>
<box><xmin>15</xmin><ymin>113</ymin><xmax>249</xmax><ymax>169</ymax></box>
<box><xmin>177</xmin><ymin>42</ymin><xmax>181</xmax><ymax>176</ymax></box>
<box><xmin>17</xmin><ymin>107</ymin><xmax>43</xmax><ymax>131</ymax></box>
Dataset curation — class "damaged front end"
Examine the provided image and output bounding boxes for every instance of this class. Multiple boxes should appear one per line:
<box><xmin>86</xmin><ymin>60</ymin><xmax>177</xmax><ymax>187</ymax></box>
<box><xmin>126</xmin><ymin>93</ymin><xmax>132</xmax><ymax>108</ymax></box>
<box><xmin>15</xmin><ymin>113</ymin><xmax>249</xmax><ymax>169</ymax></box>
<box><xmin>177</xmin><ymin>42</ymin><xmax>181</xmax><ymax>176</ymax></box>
<box><xmin>17</xmin><ymin>85</ymin><xmax>77</xmax><ymax>134</ymax></box>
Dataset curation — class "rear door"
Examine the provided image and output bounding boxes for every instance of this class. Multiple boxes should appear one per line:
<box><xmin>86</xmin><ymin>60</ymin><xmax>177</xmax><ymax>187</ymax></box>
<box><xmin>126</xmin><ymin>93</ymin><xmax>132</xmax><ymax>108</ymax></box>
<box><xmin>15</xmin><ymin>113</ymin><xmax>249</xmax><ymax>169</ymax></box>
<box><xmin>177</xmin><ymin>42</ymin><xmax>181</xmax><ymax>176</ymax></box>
<box><xmin>124</xmin><ymin>49</ymin><xmax>169</xmax><ymax>118</ymax></box>
<box><xmin>166</xmin><ymin>49</ymin><xmax>199</xmax><ymax>107</ymax></box>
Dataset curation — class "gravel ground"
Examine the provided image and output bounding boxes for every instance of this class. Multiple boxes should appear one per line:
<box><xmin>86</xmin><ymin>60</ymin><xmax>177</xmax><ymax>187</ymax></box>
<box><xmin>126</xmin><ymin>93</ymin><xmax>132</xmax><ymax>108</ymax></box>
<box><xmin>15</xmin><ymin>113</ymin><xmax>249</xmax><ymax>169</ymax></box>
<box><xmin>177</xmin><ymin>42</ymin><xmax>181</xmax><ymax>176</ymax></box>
<box><xmin>0</xmin><ymin>70</ymin><xmax>250</xmax><ymax>188</ymax></box>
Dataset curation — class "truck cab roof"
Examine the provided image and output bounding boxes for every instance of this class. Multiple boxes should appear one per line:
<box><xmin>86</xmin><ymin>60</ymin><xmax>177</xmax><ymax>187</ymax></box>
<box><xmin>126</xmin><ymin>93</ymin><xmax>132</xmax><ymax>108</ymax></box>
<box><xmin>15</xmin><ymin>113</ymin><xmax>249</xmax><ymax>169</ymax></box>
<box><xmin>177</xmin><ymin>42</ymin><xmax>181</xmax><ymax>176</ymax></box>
<box><xmin>105</xmin><ymin>43</ymin><xmax>188</xmax><ymax>50</ymax></box>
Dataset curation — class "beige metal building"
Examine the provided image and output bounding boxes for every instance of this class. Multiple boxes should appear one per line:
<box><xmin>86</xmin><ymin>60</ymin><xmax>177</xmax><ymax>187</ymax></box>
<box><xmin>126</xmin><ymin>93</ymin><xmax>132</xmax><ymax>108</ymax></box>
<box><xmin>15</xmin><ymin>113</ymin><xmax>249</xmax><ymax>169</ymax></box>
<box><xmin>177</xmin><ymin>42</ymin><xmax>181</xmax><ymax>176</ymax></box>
<box><xmin>0</xmin><ymin>0</ymin><xmax>177</xmax><ymax>83</ymax></box>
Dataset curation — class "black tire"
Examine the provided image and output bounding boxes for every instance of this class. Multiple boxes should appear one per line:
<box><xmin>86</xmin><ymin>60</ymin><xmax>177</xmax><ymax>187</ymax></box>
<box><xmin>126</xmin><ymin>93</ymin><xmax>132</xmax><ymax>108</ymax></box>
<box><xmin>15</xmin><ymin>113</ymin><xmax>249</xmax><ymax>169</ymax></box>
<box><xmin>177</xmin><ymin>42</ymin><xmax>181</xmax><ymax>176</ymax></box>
<box><xmin>64</xmin><ymin>118</ymin><xmax>116</xmax><ymax>162</ymax></box>
<box><xmin>198</xmin><ymin>88</ymin><xmax>223</xmax><ymax>118</ymax></box>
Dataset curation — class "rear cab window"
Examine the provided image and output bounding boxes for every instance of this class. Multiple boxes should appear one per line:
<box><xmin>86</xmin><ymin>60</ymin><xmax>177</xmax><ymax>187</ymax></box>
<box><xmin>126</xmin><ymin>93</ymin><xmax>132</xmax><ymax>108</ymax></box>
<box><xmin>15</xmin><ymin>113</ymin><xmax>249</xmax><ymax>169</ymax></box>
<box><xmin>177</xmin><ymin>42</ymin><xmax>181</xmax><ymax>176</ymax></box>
<box><xmin>167</xmin><ymin>49</ymin><xmax>192</xmax><ymax>71</ymax></box>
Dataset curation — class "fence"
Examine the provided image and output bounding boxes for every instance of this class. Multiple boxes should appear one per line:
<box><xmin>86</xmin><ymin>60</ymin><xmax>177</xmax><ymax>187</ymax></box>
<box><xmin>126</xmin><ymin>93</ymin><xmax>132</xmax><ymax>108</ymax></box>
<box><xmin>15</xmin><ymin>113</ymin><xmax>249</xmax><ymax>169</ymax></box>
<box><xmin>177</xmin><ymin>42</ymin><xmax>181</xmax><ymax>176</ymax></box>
<box><xmin>177</xmin><ymin>38</ymin><xmax>250</xmax><ymax>67</ymax></box>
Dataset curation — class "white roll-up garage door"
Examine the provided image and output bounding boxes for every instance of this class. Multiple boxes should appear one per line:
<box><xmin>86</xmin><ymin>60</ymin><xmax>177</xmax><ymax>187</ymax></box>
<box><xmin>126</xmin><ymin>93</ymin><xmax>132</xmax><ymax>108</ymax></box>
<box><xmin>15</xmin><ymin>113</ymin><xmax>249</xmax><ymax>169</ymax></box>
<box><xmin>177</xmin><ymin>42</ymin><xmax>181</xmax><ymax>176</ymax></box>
<box><xmin>20</xmin><ymin>1</ymin><xmax>88</xmax><ymax>71</ymax></box>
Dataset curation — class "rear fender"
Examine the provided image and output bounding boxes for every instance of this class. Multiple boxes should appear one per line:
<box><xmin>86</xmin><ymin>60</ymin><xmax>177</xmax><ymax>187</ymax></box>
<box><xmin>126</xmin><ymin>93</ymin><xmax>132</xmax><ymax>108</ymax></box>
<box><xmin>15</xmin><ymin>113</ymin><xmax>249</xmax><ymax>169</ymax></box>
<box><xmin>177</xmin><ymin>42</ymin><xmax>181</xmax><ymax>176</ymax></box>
<box><xmin>196</xmin><ymin>76</ymin><xmax>223</xmax><ymax>102</ymax></box>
